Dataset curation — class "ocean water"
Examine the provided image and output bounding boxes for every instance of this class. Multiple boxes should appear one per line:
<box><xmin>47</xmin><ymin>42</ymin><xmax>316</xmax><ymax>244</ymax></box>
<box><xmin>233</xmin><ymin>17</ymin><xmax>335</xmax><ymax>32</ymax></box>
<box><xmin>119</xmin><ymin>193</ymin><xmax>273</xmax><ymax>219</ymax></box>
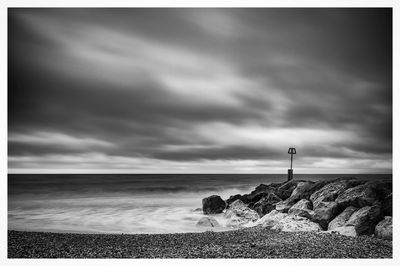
<box><xmin>8</xmin><ymin>174</ymin><xmax>391</xmax><ymax>234</ymax></box>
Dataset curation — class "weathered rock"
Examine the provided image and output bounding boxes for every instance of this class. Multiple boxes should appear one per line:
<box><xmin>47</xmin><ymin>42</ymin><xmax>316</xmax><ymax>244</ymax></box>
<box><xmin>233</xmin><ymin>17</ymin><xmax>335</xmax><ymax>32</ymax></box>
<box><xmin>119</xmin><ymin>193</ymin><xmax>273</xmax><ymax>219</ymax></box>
<box><xmin>328</xmin><ymin>206</ymin><xmax>358</xmax><ymax>230</ymax></box>
<box><xmin>226</xmin><ymin>194</ymin><xmax>247</xmax><ymax>205</ymax></box>
<box><xmin>290</xmin><ymin>199</ymin><xmax>312</xmax><ymax>210</ymax></box>
<box><xmin>290</xmin><ymin>181</ymin><xmax>314</xmax><ymax>198</ymax></box>
<box><xmin>374</xmin><ymin>216</ymin><xmax>392</xmax><ymax>240</ymax></box>
<box><xmin>330</xmin><ymin>226</ymin><xmax>357</xmax><ymax>237</ymax></box>
<box><xmin>382</xmin><ymin>193</ymin><xmax>392</xmax><ymax>216</ymax></box>
<box><xmin>255</xmin><ymin>209</ymin><xmax>322</xmax><ymax>232</ymax></box>
<box><xmin>202</xmin><ymin>195</ymin><xmax>226</xmax><ymax>214</ymax></box>
<box><xmin>256</xmin><ymin>210</ymin><xmax>288</xmax><ymax>228</ymax></box>
<box><xmin>310</xmin><ymin>179</ymin><xmax>361</xmax><ymax>209</ymax></box>
<box><xmin>288</xmin><ymin>208</ymin><xmax>314</xmax><ymax>219</ymax></box>
<box><xmin>288</xmin><ymin>180</ymin><xmax>332</xmax><ymax>203</ymax></box>
<box><xmin>224</xmin><ymin>199</ymin><xmax>259</xmax><ymax>228</ymax></box>
<box><xmin>275</xmin><ymin>180</ymin><xmax>330</xmax><ymax>213</ymax></box>
<box><xmin>227</xmin><ymin>183</ymin><xmax>281</xmax><ymax>206</ymax></box>
<box><xmin>272</xmin><ymin>215</ymin><xmax>323</xmax><ymax>232</ymax></box>
<box><xmin>196</xmin><ymin>217</ymin><xmax>220</xmax><ymax>227</ymax></box>
<box><xmin>335</xmin><ymin>182</ymin><xmax>378</xmax><ymax>209</ymax></box>
<box><xmin>288</xmin><ymin>199</ymin><xmax>313</xmax><ymax>219</ymax></box>
<box><xmin>345</xmin><ymin>202</ymin><xmax>382</xmax><ymax>235</ymax></box>
<box><xmin>227</xmin><ymin>199</ymin><xmax>247</xmax><ymax>209</ymax></box>
<box><xmin>311</xmin><ymin>201</ymin><xmax>340</xmax><ymax>230</ymax></box>
<box><xmin>252</xmin><ymin>193</ymin><xmax>281</xmax><ymax>216</ymax></box>
<box><xmin>294</xmin><ymin>180</ymin><xmax>333</xmax><ymax>200</ymax></box>
<box><xmin>275</xmin><ymin>198</ymin><xmax>297</xmax><ymax>213</ymax></box>
<box><xmin>336</xmin><ymin>181</ymin><xmax>392</xmax><ymax>210</ymax></box>
<box><xmin>276</xmin><ymin>180</ymin><xmax>303</xmax><ymax>200</ymax></box>
<box><xmin>253</xmin><ymin>183</ymin><xmax>282</xmax><ymax>194</ymax></box>
<box><xmin>246</xmin><ymin>191</ymin><xmax>270</xmax><ymax>206</ymax></box>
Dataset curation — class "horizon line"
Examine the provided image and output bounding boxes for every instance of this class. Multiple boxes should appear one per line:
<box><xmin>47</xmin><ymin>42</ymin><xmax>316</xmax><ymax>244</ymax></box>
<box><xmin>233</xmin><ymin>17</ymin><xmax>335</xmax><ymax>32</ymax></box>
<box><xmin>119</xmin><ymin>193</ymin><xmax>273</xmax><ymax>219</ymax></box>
<box><xmin>7</xmin><ymin>172</ymin><xmax>393</xmax><ymax>175</ymax></box>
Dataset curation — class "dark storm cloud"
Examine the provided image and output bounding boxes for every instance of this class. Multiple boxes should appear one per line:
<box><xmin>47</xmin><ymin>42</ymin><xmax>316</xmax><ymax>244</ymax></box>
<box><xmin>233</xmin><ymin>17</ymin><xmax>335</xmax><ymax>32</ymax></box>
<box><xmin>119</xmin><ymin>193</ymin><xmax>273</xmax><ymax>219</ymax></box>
<box><xmin>8</xmin><ymin>8</ymin><xmax>392</xmax><ymax>172</ymax></box>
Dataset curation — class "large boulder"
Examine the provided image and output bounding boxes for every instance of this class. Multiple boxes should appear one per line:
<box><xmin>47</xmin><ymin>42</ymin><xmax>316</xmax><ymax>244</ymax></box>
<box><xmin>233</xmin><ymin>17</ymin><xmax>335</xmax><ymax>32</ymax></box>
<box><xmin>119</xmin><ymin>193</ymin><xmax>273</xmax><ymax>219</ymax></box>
<box><xmin>288</xmin><ymin>199</ymin><xmax>313</xmax><ymax>219</ymax></box>
<box><xmin>345</xmin><ymin>203</ymin><xmax>383</xmax><ymax>235</ymax></box>
<box><xmin>256</xmin><ymin>210</ymin><xmax>288</xmax><ymax>228</ymax></box>
<box><xmin>224</xmin><ymin>199</ymin><xmax>260</xmax><ymax>228</ymax></box>
<box><xmin>374</xmin><ymin>216</ymin><xmax>392</xmax><ymax>240</ymax></box>
<box><xmin>331</xmin><ymin>226</ymin><xmax>357</xmax><ymax>237</ymax></box>
<box><xmin>252</xmin><ymin>193</ymin><xmax>281</xmax><ymax>216</ymax></box>
<box><xmin>196</xmin><ymin>217</ymin><xmax>220</xmax><ymax>227</ymax></box>
<box><xmin>310</xmin><ymin>179</ymin><xmax>362</xmax><ymax>209</ymax></box>
<box><xmin>336</xmin><ymin>183</ymin><xmax>377</xmax><ymax>209</ymax></box>
<box><xmin>336</xmin><ymin>181</ymin><xmax>392</xmax><ymax>210</ymax></box>
<box><xmin>256</xmin><ymin>209</ymin><xmax>322</xmax><ymax>232</ymax></box>
<box><xmin>328</xmin><ymin>206</ymin><xmax>358</xmax><ymax>230</ymax></box>
<box><xmin>311</xmin><ymin>201</ymin><xmax>340</xmax><ymax>230</ymax></box>
<box><xmin>290</xmin><ymin>181</ymin><xmax>315</xmax><ymax>199</ymax></box>
<box><xmin>202</xmin><ymin>195</ymin><xmax>226</xmax><ymax>214</ymax></box>
<box><xmin>226</xmin><ymin>194</ymin><xmax>248</xmax><ymax>205</ymax></box>
<box><xmin>271</xmin><ymin>215</ymin><xmax>323</xmax><ymax>232</ymax></box>
<box><xmin>276</xmin><ymin>180</ymin><xmax>303</xmax><ymax>200</ymax></box>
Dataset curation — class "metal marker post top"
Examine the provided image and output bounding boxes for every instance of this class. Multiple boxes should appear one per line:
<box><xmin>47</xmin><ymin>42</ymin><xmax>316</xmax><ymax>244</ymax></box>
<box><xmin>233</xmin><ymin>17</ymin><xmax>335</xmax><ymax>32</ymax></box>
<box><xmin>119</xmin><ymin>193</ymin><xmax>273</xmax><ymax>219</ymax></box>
<box><xmin>288</xmin><ymin>147</ymin><xmax>296</xmax><ymax>155</ymax></box>
<box><xmin>287</xmin><ymin>147</ymin><xmax>296</xmax><ymax>181</ymax></box>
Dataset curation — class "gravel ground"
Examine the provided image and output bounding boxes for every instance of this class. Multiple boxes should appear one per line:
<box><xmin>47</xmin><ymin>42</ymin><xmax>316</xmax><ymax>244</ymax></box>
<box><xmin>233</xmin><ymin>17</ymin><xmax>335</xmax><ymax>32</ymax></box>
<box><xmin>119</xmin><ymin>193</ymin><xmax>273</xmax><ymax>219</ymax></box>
<box><xmin>8</xmin><ymin>227</ymin><xmax>392</xmax><ymax>258</ymax></box>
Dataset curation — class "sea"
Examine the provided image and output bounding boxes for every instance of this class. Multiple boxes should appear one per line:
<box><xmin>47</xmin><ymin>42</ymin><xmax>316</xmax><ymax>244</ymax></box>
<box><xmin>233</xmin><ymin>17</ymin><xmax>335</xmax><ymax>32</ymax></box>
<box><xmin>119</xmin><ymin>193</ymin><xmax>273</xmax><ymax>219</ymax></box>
<box><xmin>8</xmin><ymin>174</ymin><xmax>392</xmax><ymax>234</ymax></box>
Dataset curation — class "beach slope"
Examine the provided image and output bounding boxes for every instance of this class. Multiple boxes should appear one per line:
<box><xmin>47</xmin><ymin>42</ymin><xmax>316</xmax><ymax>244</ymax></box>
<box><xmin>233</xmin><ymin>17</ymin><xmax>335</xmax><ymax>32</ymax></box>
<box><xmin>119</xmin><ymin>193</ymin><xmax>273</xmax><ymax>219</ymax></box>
<box><xmin>8</xmin><ymin>227</ymin><xmax>392</xmax><ymax>258</ymax></box>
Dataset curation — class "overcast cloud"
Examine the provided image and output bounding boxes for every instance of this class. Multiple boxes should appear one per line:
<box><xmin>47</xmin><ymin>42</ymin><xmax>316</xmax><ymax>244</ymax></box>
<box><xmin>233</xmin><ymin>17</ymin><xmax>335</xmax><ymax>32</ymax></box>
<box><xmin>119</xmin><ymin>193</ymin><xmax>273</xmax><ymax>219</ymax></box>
<box><xmin>8</xmin><ymin>8</ymin><xmax>392</xmax><ymax>173</ymax></box>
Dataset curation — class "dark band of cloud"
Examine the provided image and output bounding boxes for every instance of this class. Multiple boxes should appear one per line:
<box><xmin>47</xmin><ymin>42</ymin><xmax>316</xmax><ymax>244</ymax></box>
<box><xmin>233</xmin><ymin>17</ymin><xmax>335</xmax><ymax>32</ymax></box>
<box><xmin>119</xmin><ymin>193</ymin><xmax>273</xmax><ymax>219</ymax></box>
<box><xmin>8</xmin><ymin>8</ymin><xmax>392</xmax><ymax>173</ymax></box>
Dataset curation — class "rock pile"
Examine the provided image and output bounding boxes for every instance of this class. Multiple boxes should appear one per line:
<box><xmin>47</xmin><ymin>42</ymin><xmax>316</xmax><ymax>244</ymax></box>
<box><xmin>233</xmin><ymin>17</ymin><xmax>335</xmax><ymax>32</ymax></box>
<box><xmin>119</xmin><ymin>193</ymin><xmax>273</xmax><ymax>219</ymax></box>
<box><xmin>199</xmin><ymin>177</ymin><xmax>392</xmax><ymax>240</ymax></box>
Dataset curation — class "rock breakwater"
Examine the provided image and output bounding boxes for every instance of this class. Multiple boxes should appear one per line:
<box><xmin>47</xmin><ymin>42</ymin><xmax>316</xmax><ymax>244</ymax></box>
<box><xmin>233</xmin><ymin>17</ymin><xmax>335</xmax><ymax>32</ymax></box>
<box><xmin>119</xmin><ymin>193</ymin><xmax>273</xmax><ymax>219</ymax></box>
<box><xmin>200</xmin><ymin>177</ymin><xmax>392</xmax><ymax>240</ymax></box>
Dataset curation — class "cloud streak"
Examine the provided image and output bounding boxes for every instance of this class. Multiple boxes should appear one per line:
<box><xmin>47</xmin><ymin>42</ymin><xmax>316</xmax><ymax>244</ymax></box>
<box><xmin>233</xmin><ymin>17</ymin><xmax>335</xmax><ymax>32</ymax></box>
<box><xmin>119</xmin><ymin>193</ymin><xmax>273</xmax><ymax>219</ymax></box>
<box><xmin>8</xmin><ymin>8</ymin><xmax>392</xmax><ymax>173</ymax></box>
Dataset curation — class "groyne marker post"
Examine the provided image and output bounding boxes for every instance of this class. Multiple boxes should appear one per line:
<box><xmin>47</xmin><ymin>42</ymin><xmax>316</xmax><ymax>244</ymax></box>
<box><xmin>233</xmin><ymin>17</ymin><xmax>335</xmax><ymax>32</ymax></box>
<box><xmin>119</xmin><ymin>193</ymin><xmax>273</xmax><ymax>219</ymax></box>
<box><xmin>287</xmin><ymin>147</ymin><xmax>296</xmax><ymax>181</ymax></box>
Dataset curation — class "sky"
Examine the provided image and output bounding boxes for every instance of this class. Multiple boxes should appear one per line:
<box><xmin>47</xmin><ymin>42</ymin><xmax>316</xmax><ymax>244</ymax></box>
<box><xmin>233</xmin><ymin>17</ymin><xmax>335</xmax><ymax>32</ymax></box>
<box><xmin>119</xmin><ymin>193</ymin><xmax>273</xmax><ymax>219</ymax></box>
<box><xmin>8</xmin><ymin>8</ymin><xmax>392</xmax><ymax>174</ymax></box>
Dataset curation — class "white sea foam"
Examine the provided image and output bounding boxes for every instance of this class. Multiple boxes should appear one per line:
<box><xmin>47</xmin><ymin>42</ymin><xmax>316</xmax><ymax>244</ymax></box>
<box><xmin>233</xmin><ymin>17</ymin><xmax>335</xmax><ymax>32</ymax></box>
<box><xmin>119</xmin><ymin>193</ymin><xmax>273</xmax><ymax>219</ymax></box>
<box><xmin>8</xmin><ymin>187</ymin><xmax>252</xmax><ymax>234</ymax></box>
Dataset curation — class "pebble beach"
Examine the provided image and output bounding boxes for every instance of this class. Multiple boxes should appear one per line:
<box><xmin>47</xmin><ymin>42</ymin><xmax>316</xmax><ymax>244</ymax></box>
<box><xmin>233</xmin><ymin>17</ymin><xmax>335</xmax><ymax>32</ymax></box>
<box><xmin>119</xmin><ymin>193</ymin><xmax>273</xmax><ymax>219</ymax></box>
<box><xmin>8</xmin><ymin>226</ymin><xmax>392</xmax><ymax>258</ymax></box>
